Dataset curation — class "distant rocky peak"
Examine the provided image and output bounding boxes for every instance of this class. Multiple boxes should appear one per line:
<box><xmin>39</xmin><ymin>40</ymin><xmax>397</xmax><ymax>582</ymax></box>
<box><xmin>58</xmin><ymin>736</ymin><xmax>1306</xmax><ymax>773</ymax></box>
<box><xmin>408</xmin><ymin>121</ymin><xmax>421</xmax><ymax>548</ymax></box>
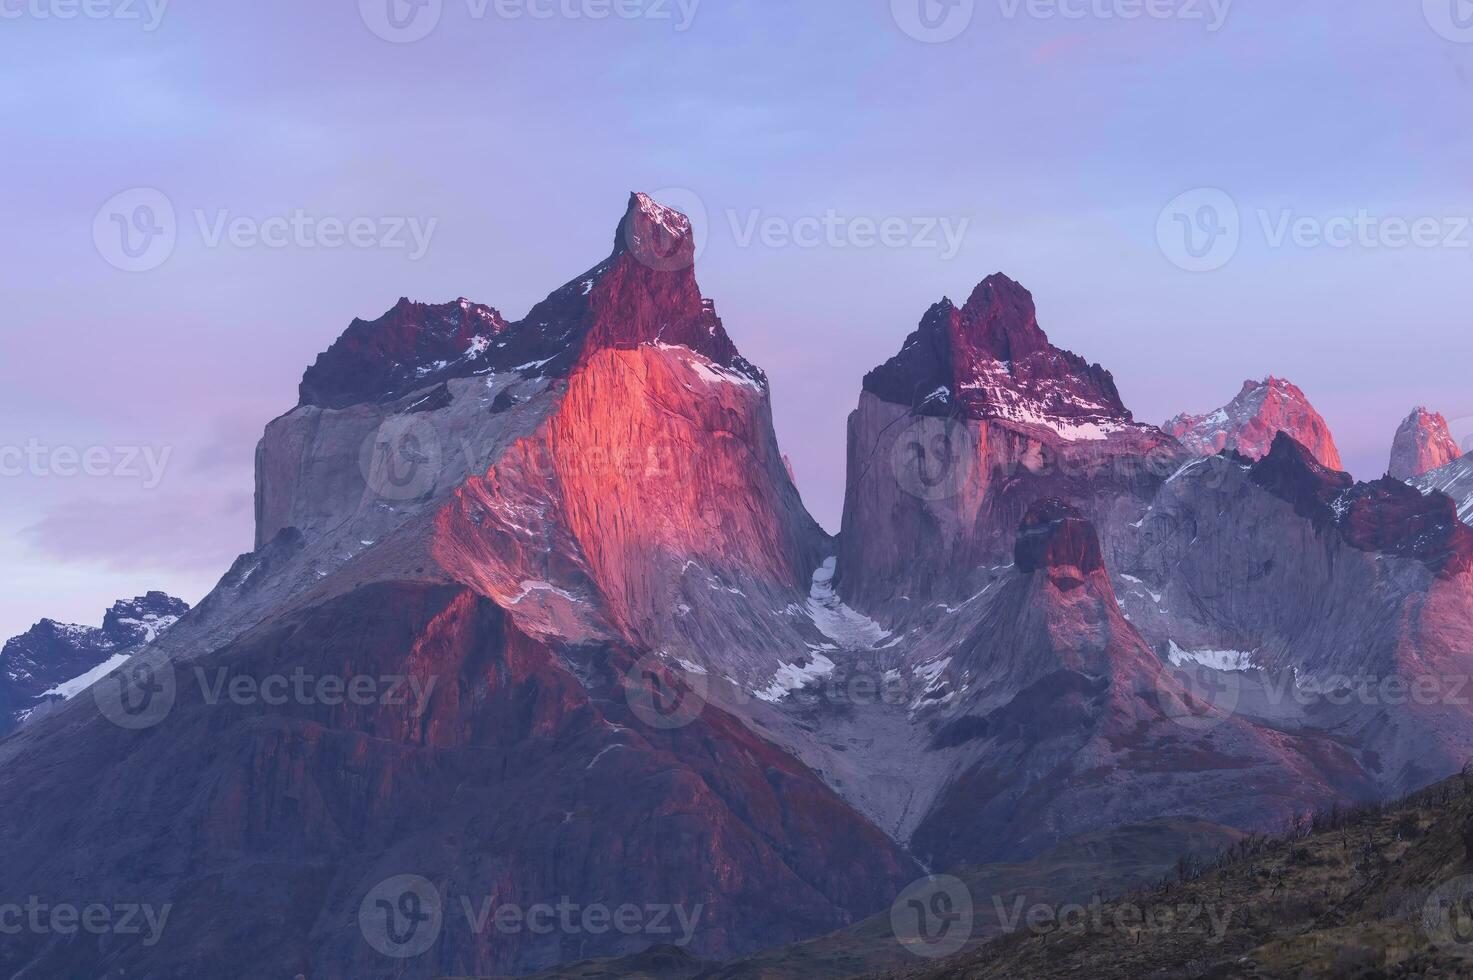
<box><xmin>1389</xmin><ymin>407</ymin><xmax>1461</xmax><ymax>481</ymax></box>
<box><xmin>101</xmin><ymin>591</ymin><xmax>191</xmax><ymax>647</ymax></box>
<box><xmin>1166</xmin><ymin>377</ymin><xmax>1344</xmax><ymax>470</ymax></box>
<box><xmin>613</xmin><ymin>191</ymin><xmax>697</xmax><ymax>273</ymax></box>
<box><xmin>298</xmin><ymin>296</ymin><xmax>509</xmax><ymax>408</ymax></box>
<box><xmin>863</xmin><ymin>273</ymin><xmax>1133</xmax><ymax>440</ymax></box>
<box><xmin>952</xmin><ymin>273</ymin><xmax>1050</xmax><ymax>364</ymax></box>
<box><xmin>1248</xmin><ymin>432</ymin><xmax>1353</xmax><ymax>522</ymax></box>
<box><xmin>0</xmin><ymin>592</ymin><xmax>190</xmax><ymax>734</ymax></box>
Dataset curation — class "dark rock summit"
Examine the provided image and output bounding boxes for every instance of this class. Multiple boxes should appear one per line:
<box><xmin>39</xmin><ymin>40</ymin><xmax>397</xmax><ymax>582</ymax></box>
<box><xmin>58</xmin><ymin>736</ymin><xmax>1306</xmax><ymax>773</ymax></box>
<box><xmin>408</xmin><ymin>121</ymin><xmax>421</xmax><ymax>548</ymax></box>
<box><xmin>0</xmin><ymin>591</ymin><xmax>188</xmax><ymax>734</ymax></box>
<box><xmin>1013</xmin><ymin>498</ymin><xmax>1105</xmax><ymax>582</ymax></box>
<box><xmin>863</xmin><ymin>273</ymin><xmax>1130</xmax><ymax>428</ymax></box>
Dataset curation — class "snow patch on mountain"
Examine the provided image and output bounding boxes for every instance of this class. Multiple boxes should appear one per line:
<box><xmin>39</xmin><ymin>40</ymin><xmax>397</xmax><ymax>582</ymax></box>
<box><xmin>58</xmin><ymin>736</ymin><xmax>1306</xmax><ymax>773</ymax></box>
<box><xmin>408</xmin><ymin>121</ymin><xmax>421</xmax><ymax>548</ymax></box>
<box><xmin>806</xmin><ymin>558</ymin><xmax>891</xmax><ymax>650</ymax></box>
<box><xmin>1167</xmin><ymin>640</ymin><xmax>1258</xmax><ymax>672</ymax></box>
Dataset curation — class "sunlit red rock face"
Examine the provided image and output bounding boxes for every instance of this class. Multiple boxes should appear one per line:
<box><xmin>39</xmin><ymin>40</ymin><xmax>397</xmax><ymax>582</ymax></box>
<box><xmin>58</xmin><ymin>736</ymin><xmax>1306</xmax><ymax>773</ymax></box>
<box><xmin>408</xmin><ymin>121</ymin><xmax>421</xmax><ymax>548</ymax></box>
<box><xmin>1389</xmin><ymin>407</ymin><xmax>1461</xmax><ymax>481</ymax></box>
<box><xmin>421</xmin><ymin>196</ymin><xmax>828</xmax><ymax>668</ymax></box>
<box><xmin>1164</xmin><ymin>376</ymin><xmax>1344</xmax><ymax>470</ymax></box>
<box><xmin>837</xmin><ymin>275</ymin><xmax>1182</xmax><ymax>611</ymax></box>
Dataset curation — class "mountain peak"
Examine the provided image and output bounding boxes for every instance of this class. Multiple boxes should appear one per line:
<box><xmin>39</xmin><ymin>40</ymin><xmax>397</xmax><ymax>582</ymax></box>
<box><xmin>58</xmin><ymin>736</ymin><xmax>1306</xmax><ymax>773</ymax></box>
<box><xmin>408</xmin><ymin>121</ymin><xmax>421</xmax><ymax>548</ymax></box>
<box><xmin>956</xmin><ymin>272</ymin><xmax>1050</xmax><ymax>363</ymax></box>
<box><xmin>1166</xmin><ymin>376</ymin><xmax>1343</xmax><ymax>470</ymax></box>
<box><xmin>612</xmin><ymin>191</ymin><xmax>697</xmax><ymax>273</ymax></box>
<box><xmin>296</xmin><ymin>195</ymin><xmax>760</xmax><ymax>410</ymax></box>
<box><xmin>862</xmin><ymin>273</ymin><xmax>1133</xmax><ymax>437</ymax></box>
<box><xmin>1249</xmin><ymin>432</ymin><xmax>1353</xmax><ymax>522</ymax></box>
<box><xmin>299</xmin><ymin>297</ymin><xmax>509</xmax><ymax>408</ymax></box>
<box><xmin>1389</xmin><ymin>407</ymin><xmax>1460</xmax><ymax>481</ymax></box>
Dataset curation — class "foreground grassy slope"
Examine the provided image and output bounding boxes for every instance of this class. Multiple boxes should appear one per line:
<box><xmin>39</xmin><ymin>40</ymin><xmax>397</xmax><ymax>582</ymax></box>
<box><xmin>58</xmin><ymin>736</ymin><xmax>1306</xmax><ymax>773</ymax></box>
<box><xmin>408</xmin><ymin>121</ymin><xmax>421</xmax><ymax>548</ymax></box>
<box><xmin>888</xmin><ymin>770</ymin><xmax>1473</xmax><ymax>979</ymax></box>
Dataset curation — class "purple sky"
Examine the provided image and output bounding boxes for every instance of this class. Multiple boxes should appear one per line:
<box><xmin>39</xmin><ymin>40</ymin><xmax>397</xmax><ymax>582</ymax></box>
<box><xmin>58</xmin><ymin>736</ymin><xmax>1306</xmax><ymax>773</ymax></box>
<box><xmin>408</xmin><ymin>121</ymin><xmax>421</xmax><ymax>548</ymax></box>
<box><xmin>4</xmin><ymin>0</ymin><xmax>1473</xmax><ymax>640</ymax></box>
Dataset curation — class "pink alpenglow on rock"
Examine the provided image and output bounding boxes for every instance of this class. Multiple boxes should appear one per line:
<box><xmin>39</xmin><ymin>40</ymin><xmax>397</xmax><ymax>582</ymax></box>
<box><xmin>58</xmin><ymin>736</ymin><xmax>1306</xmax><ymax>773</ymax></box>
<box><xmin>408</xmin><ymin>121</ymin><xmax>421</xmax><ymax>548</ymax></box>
<box><xmin>1389</xmin><ymin>407</ymin><xmax>1461</xmax><ymax>481</ymax></box>
<box><xmin>1164</xmin><ymin>376</ymin><xmax>1344</xmax><ymax>470</ymax></box>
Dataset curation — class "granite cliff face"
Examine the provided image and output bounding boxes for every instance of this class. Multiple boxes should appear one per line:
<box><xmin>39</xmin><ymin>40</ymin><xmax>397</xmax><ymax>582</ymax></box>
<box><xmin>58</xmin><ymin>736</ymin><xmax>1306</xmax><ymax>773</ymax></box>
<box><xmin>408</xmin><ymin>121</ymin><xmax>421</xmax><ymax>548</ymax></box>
<box><xmin>1390</xmin><ymin>407</ymin><xmax>1462</xmax><ymax>481</ymax></box>
<box><xmin>836</xmin><ymin>275</ymin><xmax>1180</xmax><ymax>613</ymax></box>
<box><xmin>1164</xmin><ymin>376</ymin><xmax>1344</xmax><ymax>470</ymax></box>
<box><xmin>4</xmin><ymin>196</ymin><xmax>1473</xmax><ymax>978</ymax></box>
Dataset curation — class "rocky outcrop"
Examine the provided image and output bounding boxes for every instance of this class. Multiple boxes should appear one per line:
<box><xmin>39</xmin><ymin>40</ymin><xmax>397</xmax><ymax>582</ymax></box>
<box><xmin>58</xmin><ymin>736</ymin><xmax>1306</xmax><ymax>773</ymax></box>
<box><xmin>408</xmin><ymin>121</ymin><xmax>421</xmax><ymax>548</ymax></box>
<box><xmin>1416</xmin><ymin>453</ymin><xmax>1473</xmax><ymax>526</ymax></box>
<box><xmin>907</xmin><ymin>503</ymin><xmax>1368</xmax><ymax>868</ymax></box>
<box><xmin>1165</xmin><ymin>377</ymin><xmax>1344</xmax><ymax>470</ymax></box>
<box><xmin>1390</xmin><ymin>407</ymin><xmax>1461</xmax><ymax>481</ymax></box>
<box><xmin>1115</xmin><ymin>435</ymin><xmax>1473</xmax><ymax>795</ymax></box>
<box><xmin>837</xmin><ymin>275</ymin><xmax>1180</xmax><ymax>611</ymax></box>
<box><xmin>0</xmin><ymin>592</ymin><xmax>188</xmax><ymax>734</ymax></box>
